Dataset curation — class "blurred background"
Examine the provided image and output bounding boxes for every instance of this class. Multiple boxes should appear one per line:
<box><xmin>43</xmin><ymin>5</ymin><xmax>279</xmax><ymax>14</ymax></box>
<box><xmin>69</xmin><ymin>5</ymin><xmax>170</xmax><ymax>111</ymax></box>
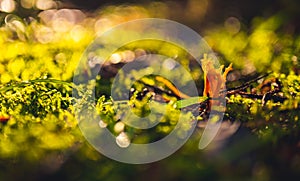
<box><xmin>0</xmin><ymin>0</ymin><xmax>300</xmax><ymax>180</ymax></box>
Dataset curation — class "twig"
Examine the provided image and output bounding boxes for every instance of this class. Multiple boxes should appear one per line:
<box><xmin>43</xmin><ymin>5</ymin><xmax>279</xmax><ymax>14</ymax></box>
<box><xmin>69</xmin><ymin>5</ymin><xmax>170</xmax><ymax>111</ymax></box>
<box><xmin>221</xmin><ymin>72</ymin><xmax>271</xmax><ymax>94</ymax></box>
<box><xmin>226</xmin><ymin>90</ymin><xmax>286</xmax><ymax>103</ymax></box>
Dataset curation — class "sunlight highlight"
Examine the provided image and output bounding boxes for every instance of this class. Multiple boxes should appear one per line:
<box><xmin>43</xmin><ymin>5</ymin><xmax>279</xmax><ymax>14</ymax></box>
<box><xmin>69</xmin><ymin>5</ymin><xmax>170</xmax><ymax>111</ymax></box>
<box><xmin>0</xmin><ymin>0</ymin><xmax>15</xmax><ymax>13</ymax></box>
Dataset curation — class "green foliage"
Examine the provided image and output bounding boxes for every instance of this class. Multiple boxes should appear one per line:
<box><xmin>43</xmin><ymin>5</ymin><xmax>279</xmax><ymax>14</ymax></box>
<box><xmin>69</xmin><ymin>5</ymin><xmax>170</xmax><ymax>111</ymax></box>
<box><xmin>205</xmin><ymin>15</ymin><xmax>300</xmax><ymax>74</ymax></box>
<box><xmin>0</xmin><ymin>3</ymin><xmax>300</xmax><ymax>180</ymax></box>
<box><xmin>176</xmin><ymin>96</ymin><xmax>208</xmax><ymax>108</ymax></box>
<box><xmin>0</xmin><ymin>77</ymin><xmax>82</xmax><ymax>158</ymax></box>
<box><xmin>226</xmin><ymin>72</ymin><xmax>300</xmax><ymax>143</ymax></box>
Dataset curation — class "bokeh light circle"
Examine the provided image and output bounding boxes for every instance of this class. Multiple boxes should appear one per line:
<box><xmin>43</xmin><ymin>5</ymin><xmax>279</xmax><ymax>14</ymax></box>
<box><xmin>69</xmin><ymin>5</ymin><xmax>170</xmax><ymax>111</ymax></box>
<box><xmin>73</xmin><ymin>18</ymin><xmax>226</xmax><ymax>164</ymax></box>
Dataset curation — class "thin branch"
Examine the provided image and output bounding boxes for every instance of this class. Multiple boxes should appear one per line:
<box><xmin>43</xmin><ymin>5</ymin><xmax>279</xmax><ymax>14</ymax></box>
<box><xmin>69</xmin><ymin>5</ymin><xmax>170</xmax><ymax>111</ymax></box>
<box><xmin>226</xmin><ymin>90</ymin><xmax>286</xmax><ymax>103</ymax></box>
<box><xmin>221</xmin><ymin>72</ymin><xmax>271</xmax><ymax>94</ymax></box>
